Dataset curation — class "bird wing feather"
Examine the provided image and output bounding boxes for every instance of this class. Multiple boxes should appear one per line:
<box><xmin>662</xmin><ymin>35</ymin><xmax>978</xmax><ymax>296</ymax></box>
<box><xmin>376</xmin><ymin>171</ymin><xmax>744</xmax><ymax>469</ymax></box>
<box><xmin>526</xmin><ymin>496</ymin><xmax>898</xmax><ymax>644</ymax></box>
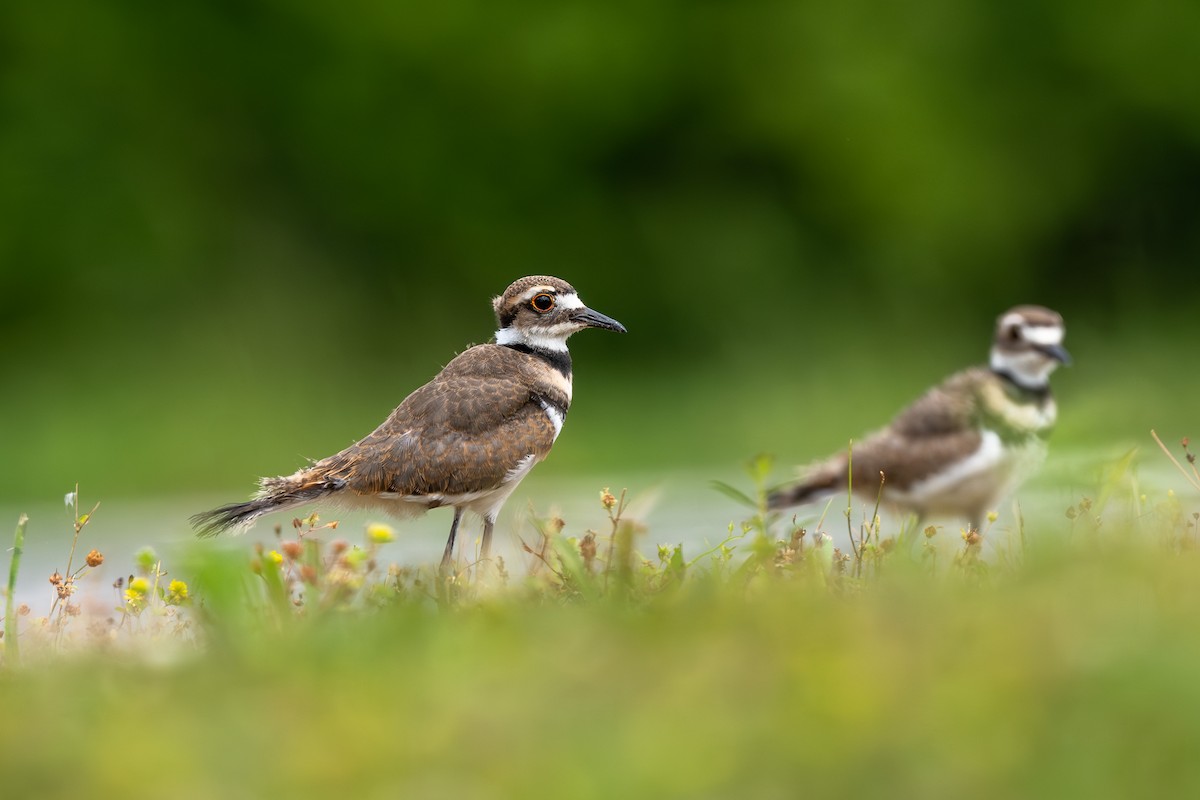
<box><xmin>313</xmin><ymin>345</ymin><xmax>563</xmax><ymax>497</ymax></box>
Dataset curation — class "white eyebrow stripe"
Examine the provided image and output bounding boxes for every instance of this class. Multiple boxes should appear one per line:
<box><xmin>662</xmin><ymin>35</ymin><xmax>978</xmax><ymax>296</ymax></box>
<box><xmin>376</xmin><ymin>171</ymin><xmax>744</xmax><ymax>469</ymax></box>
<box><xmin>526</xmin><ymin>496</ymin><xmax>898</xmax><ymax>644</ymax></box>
<box><xmin>999</xmin><ymin>312</ymin><xmax>1025</xmax><ymax>330</ymax></box>
<box><xmin>517</xmin><ymin>288</ymin><xmax>584</xmax><ymax>310</ymax></box>
<box><xmin>1023</xmin><ymin>326</ymin><xmax>1064</xmax><ymax>346</ymax></box>
<box><xmin>555</xmin><ymin>293</ymin><xmax>584</xmax><ymax>309</ymax></box>
<box><xmin>520</xmin><ymin>286</ymin><xmax>558</xmax><ymax>301</ymax></box>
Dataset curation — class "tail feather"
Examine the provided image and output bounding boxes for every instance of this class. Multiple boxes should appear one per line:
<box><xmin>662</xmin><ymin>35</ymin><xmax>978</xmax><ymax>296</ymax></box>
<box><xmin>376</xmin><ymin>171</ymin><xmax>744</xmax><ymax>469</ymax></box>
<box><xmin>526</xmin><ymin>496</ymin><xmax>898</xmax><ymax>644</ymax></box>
<box><xmin>190</xmin><ymin>498</ymin><xmax>282</xmax><ymax>537</ymax></box>
<box><xmin>191</xmin><ymin>473</ymin><xmax>345</xmax><ymax>537</ymax></box>
<box><xmin>767</xmin><ymin>469</ymin><xmax>841</xmax><ymax>511</ymax></box>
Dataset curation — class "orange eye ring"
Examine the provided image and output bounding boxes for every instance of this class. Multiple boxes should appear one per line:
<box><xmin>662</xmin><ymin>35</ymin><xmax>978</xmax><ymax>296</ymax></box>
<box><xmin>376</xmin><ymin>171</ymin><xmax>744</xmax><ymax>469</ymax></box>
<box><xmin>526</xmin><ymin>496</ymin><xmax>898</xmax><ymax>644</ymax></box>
<box><xmin>531</xmin><ymin>293</ymin><xmax>555</xmax><ymax>313</ymax></box>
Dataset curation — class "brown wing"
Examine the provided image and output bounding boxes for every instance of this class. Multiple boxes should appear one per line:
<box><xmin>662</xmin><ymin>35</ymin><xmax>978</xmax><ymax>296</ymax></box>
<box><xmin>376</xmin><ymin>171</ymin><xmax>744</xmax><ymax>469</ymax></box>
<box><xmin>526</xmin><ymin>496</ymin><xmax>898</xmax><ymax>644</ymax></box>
<box><xmin>846</xmin><ymin>368</ymin><xmax>986</xmax><ymax>490</ymax></box>
<box><xmin>888</xmin><ymin>368</ymin><xmax>982</xmax><ymax>437</ymax></box>
<box><xmin>844</xmin><ymin>427</ymin><xmax>984</xmax><ymax>492</ymax></box>
<box><xmin>315</xmin><ymin>346</ymin><xmax>563</xmax><ymax>497</ymax></box>
<box><xmin>781</xmin><ymin>369</ymin><xmax>983</xmax><ymax>495</ymax></box>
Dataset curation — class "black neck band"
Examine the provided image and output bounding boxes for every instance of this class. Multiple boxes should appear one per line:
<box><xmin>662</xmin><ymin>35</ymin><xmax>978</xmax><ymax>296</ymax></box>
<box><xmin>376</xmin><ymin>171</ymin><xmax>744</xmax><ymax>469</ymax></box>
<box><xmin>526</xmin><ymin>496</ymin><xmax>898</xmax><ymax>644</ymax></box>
<box><xmin>992</xmin><ymin>368</ymin><xmax>1051</xmax><ymax>401</ymax></box>
<box><xmin>503</xmin><ymin>342</ymin><xmax>573</xmax><ymax>378</ymax></box>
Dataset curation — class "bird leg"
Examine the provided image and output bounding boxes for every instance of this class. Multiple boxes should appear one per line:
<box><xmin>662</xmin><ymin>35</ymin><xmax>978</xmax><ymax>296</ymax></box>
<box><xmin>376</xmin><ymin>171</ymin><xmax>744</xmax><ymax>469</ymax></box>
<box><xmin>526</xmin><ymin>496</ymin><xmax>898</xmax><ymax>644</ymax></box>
<box><xmin>441</xmin><ymin>507</ymin><xmax>464</xmax><ymax>570</ymax></box>
<box><xmin>480</xmin><ymin>517</ymin><xmax>495</xmax><ymax>562</ymax></box>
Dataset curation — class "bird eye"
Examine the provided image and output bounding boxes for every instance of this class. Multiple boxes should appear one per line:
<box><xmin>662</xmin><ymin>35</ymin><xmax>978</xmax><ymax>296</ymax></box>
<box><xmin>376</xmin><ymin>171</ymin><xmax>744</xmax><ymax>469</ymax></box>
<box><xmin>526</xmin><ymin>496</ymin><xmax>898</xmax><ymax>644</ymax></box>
<box><xmin>1007</xmin><ymin>326</ymin><xmax>1022</xmax><ymax>342</ymax></box>
<box><xmin>531</xmin><ymin>293</ymin><xmax>555</xmax><ymax>313</ymax></box>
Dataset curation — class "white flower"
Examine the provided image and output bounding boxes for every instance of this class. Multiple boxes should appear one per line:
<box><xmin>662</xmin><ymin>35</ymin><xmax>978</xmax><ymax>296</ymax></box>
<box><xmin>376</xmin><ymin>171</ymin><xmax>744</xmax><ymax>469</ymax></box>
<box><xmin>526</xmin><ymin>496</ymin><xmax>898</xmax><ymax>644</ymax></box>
<box><xmin>64</xmin><ymin>491</ymin><xmax>77</xmax><ymax>509</ymax></box>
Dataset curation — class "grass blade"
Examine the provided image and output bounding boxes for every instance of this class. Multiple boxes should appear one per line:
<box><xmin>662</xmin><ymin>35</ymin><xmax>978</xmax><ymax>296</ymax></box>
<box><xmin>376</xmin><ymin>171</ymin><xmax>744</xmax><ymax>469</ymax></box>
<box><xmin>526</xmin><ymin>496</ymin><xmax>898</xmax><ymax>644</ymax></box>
<box><xmin>709</xmin><ymin>480</ymin><xmax>756</xmax><ymax>509</ymax></box>
<box><xmin>5</xmin><ymin>514</ymin><xmax>29</xmax><ymax>666</ymax></box>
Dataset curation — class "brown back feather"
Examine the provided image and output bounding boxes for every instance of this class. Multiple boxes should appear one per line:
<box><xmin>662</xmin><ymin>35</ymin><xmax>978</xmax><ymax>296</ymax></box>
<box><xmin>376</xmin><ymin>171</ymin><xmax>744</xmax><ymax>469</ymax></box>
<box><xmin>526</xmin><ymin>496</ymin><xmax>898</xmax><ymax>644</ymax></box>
<box><xmin>314</xmin><ymin>344</ymin><xmax>565</xmax><ymax>497</ymax></box>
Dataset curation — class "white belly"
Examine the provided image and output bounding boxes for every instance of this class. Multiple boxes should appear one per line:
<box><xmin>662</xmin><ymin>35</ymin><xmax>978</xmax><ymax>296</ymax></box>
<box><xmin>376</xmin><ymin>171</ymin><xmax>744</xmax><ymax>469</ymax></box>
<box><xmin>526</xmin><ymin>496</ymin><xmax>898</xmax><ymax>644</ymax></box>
<box><xmin>888</xmin><ymin>430</ymin><xmax>1047</xmax><ymax>521</ymax></box>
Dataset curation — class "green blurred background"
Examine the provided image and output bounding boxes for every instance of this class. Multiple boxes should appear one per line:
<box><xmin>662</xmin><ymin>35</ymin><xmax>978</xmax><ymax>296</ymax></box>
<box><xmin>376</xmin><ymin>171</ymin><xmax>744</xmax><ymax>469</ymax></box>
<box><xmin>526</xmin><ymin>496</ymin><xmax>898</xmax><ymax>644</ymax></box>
<box><xmin>2</xmin><ymin>0</ymin><xmax>1198</xmax><ymax>505</ymax></box>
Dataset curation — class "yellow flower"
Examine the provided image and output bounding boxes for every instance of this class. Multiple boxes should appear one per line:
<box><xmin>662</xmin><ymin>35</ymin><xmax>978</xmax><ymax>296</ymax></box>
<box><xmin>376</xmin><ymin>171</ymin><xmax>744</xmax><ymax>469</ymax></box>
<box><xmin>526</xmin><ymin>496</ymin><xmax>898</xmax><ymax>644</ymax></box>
<box><xmin>366</xmin><ymin>523</ymin><xmax>395</xmax><ymax>544</ymax></box>
<box><xmin>267</xmin><ymin>550</ymin><xmax>284</xmax><ymax>565</ymax></box>
<box><xmin>125</xmin><ymin>577</ymin><xmax>150</xmax><ymax>608</ymax></box>
<box><xmin>166</xmin><ymin>580</ymin><xmax>189</xmax><ymax>604</ymax></box>
<box><xmin>986</xmin><ymin>511</ymin><xmax>998</xmax><ymax>523</ymax></box>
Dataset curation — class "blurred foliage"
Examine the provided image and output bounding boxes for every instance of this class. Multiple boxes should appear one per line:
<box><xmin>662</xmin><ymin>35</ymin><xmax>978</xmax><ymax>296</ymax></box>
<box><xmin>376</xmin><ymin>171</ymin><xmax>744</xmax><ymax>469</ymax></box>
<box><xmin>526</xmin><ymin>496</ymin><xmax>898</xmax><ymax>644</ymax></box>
<box><xmin>1</xmin><ymin>1</ymin><xmax>1198</xmax><ymax>498</ymax></box>
<box><xmin>5</xmin><ymin>486</ymin><xmax>1200</xmax><ymax>798</ymax></box>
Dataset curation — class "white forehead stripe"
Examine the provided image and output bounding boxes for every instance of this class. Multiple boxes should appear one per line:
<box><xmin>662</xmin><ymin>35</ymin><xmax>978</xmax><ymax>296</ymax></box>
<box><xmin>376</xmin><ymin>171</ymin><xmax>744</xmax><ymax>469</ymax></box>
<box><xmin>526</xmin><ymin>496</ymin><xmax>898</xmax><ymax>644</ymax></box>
<box><xmin>1022</xmin><ymin>326</ymin><xmax>1064</xmax><ymax>346</ymax></box>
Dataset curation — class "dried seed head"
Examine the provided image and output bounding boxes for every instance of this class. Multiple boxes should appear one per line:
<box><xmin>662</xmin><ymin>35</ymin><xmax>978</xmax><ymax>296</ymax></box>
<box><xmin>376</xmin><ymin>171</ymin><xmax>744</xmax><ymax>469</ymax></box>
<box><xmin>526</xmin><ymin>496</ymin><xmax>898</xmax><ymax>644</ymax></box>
<box><xmin>788</xmin><ymin>528</ymin><xmax>806</xmax><ymax>552</ymax></box>
<box><xmin>579</xmin><ymin>533</ymin><xmax>597</xmax><ymax>565</ymax></box>
<box><xmin>280</xmin><ymin>540</ymin><xmax>305</xmax><ymax>560</ymax></box>
<box><xmin>600</xmin><ymin>488</ymin><xmax>617</xmax><ymax>510</ymax></box>
<box><xmin>17</xmin><ymin>603</ymin><xmax>30</xmax><ymax>616</ymax></box>
<box><xmin>330</xmin><ymin>539</ymin><xmax>349</xmax><ymax>556</ymax></box>
<box><xmin>49</xmin><ymin>572</ymin><xmax>63</xmax><ymax>586</ymax></box>
<box><xmin>924</xmin><ymin>526</ymin><xmax>938</xmax><ymax>538</ymax></box>
<box><xmin>65</xmin><ymin>603</ymin><xmax>82</xmax><ymax>617</ymax></box>
<box><xmin>965</xmin><ymin>530</ymin><xmax>983</xmax><ymax>546</ymax></box>
<box><xmin>85</xmin><ymin>549</ymin><xmax>104</xmax><ymax>567</ymax></box>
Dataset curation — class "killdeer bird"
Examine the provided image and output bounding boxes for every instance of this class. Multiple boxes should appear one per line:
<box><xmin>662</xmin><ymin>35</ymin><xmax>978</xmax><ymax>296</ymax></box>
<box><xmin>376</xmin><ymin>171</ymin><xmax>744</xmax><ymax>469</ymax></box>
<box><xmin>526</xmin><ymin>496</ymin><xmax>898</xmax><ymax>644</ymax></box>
<box><xmin>768</xmin><ymin>306</ymin><xmax>1070</xmax><ymax>532</ymax></box>
<box><xmin>192</xmin><ymin>276</ymin><xmax>626</xmax><ymax>567</ymax></box>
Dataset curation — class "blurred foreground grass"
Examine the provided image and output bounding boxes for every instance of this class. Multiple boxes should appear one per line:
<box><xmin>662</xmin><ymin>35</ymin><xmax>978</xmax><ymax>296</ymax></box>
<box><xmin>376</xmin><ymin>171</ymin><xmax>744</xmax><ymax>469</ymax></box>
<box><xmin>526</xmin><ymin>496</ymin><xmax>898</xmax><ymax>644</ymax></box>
<box><xmin>3</xmin><ymin>456</ymin><xmax>1200</xmax><ymax>799</ymax></box>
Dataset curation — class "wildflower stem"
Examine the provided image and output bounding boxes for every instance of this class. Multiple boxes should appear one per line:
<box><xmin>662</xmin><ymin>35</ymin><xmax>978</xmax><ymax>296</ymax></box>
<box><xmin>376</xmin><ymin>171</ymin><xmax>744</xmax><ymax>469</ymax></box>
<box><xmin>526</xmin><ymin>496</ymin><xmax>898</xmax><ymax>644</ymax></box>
<box><xmin>63</xmin><ymin>484</ymin><xmax>81</xmax><ymax>582</ymax></box>
<box><xmin>845</xmin><ymin>440</ymin><xmax>859</xmax><ymax>560</ymax></box>
<box><xmin>602</xmin><ymin>489</ymin><xmax>627</xmax><ymax>593</ymax></box>
<box><xmin>1151</xmin><ymin>429</ymin><xmax>1200</xmax><ymax>492</ymax></box>
<box><xmin>6</xmin><ymin>514</ymin><xmax>28</xmax><ymax>666</ymax></box>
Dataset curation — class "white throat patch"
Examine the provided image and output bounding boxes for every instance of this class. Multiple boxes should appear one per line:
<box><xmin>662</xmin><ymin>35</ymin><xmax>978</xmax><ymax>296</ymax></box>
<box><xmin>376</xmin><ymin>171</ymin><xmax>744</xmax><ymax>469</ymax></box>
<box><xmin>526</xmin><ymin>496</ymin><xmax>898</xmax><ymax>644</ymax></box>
<box><xmin>990</xmin><ymin>348</ymin><xmax>1059</xmax><ymax>388</ymax></box>
<box><xmin>495</xmin><ymin>326</ymin><xmax>572</xmax><ymax>352</ymax></box>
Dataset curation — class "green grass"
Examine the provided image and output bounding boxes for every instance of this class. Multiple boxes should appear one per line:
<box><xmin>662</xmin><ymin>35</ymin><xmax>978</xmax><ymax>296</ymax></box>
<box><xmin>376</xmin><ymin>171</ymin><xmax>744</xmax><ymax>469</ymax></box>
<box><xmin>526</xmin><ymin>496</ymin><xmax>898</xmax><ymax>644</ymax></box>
<box><xmin>2</xmin><ymin>448</ymin><xmax>1200</xmax><ymax>799</ymax></box>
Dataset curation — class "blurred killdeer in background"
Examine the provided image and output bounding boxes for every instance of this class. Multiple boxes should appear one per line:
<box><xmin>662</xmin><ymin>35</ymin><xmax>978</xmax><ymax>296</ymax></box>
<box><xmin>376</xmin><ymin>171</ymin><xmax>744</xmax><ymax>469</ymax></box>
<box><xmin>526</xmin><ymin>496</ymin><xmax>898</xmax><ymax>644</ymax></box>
<box><xmin>768</xmin><ymin>306</ymin><xmax>1070</xmax><ymax>532</ymax></box>
<box><xmin>193</xmin><ymin>276</ymin><xmax>626</xmax><ymax>567</ymax></box>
